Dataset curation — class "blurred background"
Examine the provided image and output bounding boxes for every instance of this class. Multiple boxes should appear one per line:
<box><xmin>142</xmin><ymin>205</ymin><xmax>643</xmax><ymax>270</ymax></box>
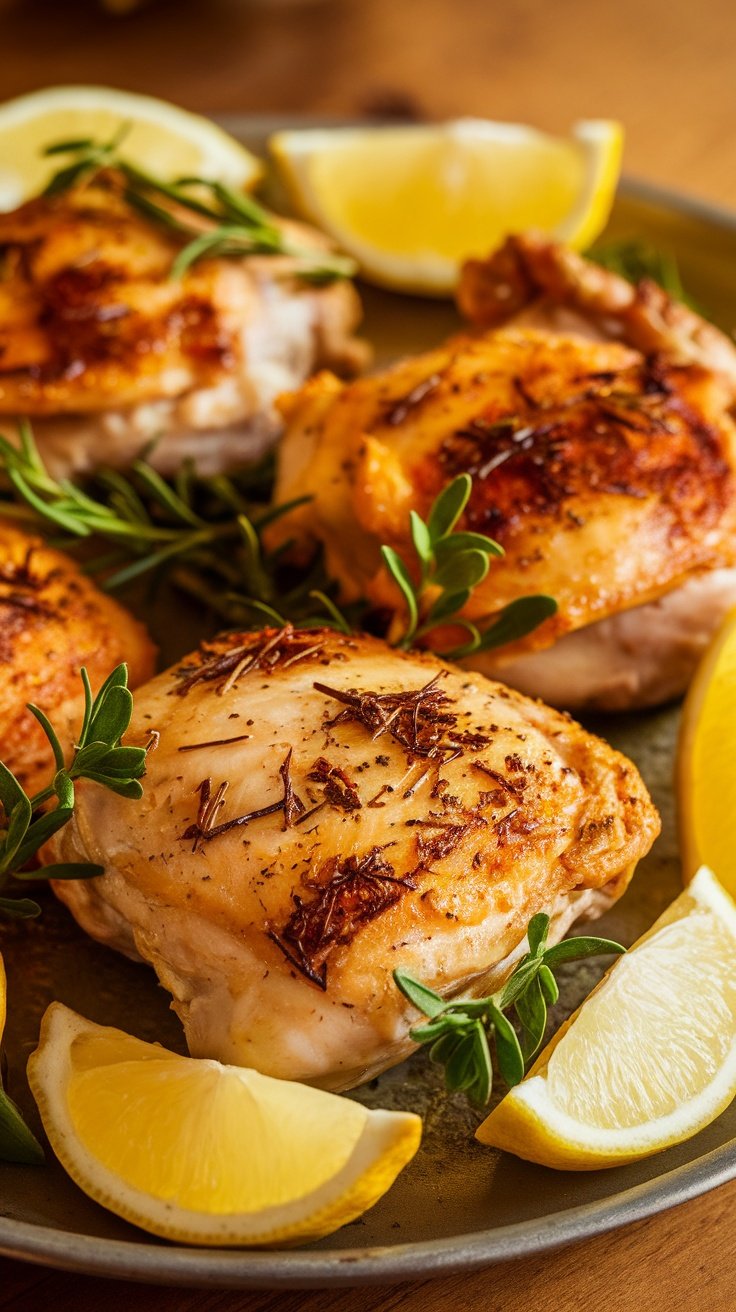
<box><xmin>1</xmin><ymin>0</ymin><xmax>735</xmax><ymax>204</ymax></box>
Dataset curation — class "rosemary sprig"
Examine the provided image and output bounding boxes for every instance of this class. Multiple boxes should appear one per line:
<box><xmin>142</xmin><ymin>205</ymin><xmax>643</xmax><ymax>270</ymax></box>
<box><xmin>0</xmin><ymin>663</ymin><xmax>147</xmax><ymax>922</ymax></box>
<box><xmin>39</xmin><ymin>133</ymin><xmax>355</xmax><ymax>286</ymax></box>
<box><xmin>394</xmin><ymin>915</ymin><xmax>625</xmax><ymax>1106</ymax></box>
<box><xmin>382</xmin><ymin>474</ymin><xmax>557</xmax><ymax>658</ymax></box>
<box><xmin>0</xmin><ymin>422</ymin><xmax>346</xmax><ymax>629</ymax></box>
<box><xmin>588</xmin><ymin>238</ymin><xmax>698</xmax><ymax>309</ymax></box>
<box><xmin>0</xmin><ymin>426</ymin><xmax>556</xmax><ymax>656</ymax></box>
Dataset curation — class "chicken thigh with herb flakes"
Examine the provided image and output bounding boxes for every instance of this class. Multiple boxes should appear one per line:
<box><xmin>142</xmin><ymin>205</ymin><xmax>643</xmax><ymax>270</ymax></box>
<box><xmin>0</xmin><ymin>171</ymin><xmax>365</xmax><ymax>477</ymax></box>
<box><xmin>268</xmin><ymin>234</ymin><xmax>736</xmax><ymax>711</ymax></box>
<box><xmin>48</xmin><ymin>625</ymin><xmax>659</xmax><ymax>1090</ymax></box>
<box><xmin>0</xmin><ymin>519</ymin><xmax>155</xmax><ymax>796</ymax></box>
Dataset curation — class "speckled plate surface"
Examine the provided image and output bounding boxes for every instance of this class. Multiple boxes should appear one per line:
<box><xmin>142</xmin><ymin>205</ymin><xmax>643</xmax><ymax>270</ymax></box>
<box><xmin>1</xmin><ymin>118</ymin><xmax>736</xmax><ymax>1288</ymax></box>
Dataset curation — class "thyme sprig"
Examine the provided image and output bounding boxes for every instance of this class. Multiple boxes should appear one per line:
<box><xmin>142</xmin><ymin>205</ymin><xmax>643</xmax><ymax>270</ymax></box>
<box><xmin>383</xmin><ymin>474</ymin><xmax>556</xmax><ymax>659</ymax></box>
<box><xmin>394</xmin><ymin>914</ymin><xmax>625</xmax><ymax>1106</ymax></box>
<box><xmin>40</xmin><ymin>132</ymin><xmax>355</xmax><ymax>285</ymax></box>
<box><xmin>0</xmin><ymin>663</ymin><xmax>147</xmax><ymax>922</ymax></box>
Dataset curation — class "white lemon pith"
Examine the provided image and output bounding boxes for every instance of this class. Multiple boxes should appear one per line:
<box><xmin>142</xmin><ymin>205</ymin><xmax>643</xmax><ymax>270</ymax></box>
<box><xmin>678</xmin><ymin>606</ymin><xmax>736</xmax><ymax>892</ymax></box>
<box><xmin>271</xmin><ymin>119</ymin><xmax>623</xmax><ymax>294</ymax></box>
<box><xmin>476</xmin><ymin>867</ymin><xmax>736</xmax><ymax>1169</ymax></box>
<box><xmin>27</xmin><ymin>1004</ymin><xmax>421</xmax><ymax>1246</ymax></box>
<box><xmin>0</xmin><ymin>86</ymin><xmax>263</xmax><ymax>211</ymax></box>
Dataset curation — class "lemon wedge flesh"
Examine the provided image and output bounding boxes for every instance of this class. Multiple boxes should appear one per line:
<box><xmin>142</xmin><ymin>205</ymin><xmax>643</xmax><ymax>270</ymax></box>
<box><xmin>476</xmin><ymin>867</ymin><xmax>736</xmax><ymax>1169</ymax></box>
<box><xmin>0</xmin><ymin>86</ymin><xmax>263</xmax><ymax>211</ymax></box>
<box><xmin>271</xmin><ymin>119</ymin><xmax>623</xmax><ymax>295</ymax></box>
<box><xmin>678</xmin><ymin>607</ymin><xmax>736</xmax><ymax>893</ymax></box>
<box><xmin>27</xmin><ymin>1004</ymin><xmax>421</xmax><ymax>1246</ymax></box>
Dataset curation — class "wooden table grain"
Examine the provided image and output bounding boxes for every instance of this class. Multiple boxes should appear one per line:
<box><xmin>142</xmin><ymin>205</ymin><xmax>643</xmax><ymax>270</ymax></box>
<box><xmin>1</xmin><ymin>0</ymin><xmax>736</xmax><ymax>1307</ymax></box>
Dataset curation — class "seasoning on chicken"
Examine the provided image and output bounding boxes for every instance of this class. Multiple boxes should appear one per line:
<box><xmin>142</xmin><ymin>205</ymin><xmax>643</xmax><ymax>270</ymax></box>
<box><xmin>48</xmin><ymin>626</ymin><xmax>659</xmax><ymax>1091</ymax></box>
<box><xmin>0</xmin><ymin>171</ymin><xmax>366</xmax><ymax>477</ymax></box>
<box><xmin>0</xmin><ymin>519</ymin><xmax>155</xmax><ymax>795</ymax></box>
<box><xmin>267</xmin><ymin>234</ymin><xmax>736</xmax><ymax>711</ymax></box>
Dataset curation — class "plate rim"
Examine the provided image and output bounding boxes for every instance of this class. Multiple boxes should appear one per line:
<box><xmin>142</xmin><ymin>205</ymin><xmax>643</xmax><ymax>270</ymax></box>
<box><xmin>4</xmin><ymin>116</ymin><xmax>736</xmax><ymax>1288</ymax></box>
<box><xmin>3</xmin><ymin>1136</ymin><xmax>736</xmax><ymax>1288</ymax></box>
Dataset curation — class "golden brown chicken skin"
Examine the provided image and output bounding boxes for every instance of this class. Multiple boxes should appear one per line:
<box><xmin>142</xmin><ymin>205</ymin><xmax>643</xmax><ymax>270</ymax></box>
<box><xmin>0</xmin><ymin>172</ymin><xmax>365</xmax><ymax>475</ymax></box>
<box><xmin>268</xmin><ymin>236</ymin><xmax>736</xmax><ymax>710</ymax></box>
<box><xmin>48</xmin><ymin>626</ymin><xmax>659</xmax><ymax>1090</ymax></box>
<box><xmin>0</xmin><ymin>520</ymin><xmax>155</xmax><ymax>795</ymax></box>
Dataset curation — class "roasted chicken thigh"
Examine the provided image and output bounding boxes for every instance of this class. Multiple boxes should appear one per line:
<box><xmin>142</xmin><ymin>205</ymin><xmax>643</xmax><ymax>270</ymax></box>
<box><xmin>0</xmin><ymin>172</ymin><xmax>365</xmax><ymax>476</ymax></box>
<box><xmin>49</xmin><ymin>626</ymin><xmax>659</xmax><ymax>1090</ymax></box>
<box><xmin>269</xmin><ymin>235</ymin><xmax>736</xmax><ymax>710</ymax></box>
<box><xmin>0</xmin><ymin>519</ymin><xmax>155</xmax><ymax>795</ymax></box>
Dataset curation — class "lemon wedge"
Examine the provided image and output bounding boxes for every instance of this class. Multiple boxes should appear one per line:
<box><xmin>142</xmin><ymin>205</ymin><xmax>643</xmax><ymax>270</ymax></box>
<box><xmin>271</xmin><ymin>118</ymin><xmax>623</xmax><ymax>295</ymax></box>
<box><xmin>476</xmin><ymin>867</ymin><xmax>736</xmax><ymax>1169</ymax></box>
<box><xmin>27</xmin><ymin>1004</ymin><xmax>421</xmax><ymax>1246</ymax></box>
<box><xmin>678</xmin><ymin>607</ymin><xmax>736</xmax><ymax>892</ymax></box>
<box><xmin>0</xmin><ymin>86</ymin><xmax>263</xmax><ymax>211</ymax></box>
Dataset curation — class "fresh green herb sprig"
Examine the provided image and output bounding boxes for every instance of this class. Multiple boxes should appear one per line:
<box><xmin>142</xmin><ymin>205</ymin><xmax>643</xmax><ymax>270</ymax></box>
<box><xmin>394</xmin><ymin>915</ymin><xmax>625</xmax><ymax>1107</ymax></box>
<box><xmin>588</xmin><ymin>238</ymin><xmax>698</xmax><ymax>310</ymax></box>
<box><xmin>0</xmin><ymin>1079</ymin><xmax>44</xmax><ymax>1166</ymax></box>
<box><xmin>0</xmin><ymin>663</ymin><xmax>147</xmax><ymax>922</ymax></box>
<box><xmin>0</xmin><ymin>662</ymin><xmax>146</xmax><ymax>1166</ymax></box>
<box><xmin>40</xmin><ymin>131</ymin><xmax>355</xmax><ymax>286</ymax></box>
<box><xmin>0</xmin><ymin>422</ymin><xmax>349</xmax><ymax>631</ymax></box>
<box><xmin>0</xmin><ymin>426</ymin><xmax>556</xmax><ymax>656</ymax></box>
<box><xmin>382</xmin><ymin>474</ymin><xmax>556</xmax><ymax>659</ymax></box>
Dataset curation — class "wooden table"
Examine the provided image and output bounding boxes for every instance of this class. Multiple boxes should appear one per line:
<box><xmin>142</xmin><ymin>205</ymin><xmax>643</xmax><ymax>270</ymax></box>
<box><xmin>2</xmin><ymin>0</ymin><xmax>736</xmax><ymax>1306</ymax></box>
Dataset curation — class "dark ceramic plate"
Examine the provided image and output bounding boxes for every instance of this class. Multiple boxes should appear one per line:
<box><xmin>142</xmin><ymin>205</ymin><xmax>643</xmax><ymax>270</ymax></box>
<box><xmin>1</xmin><ymin>117</ymin><xmax>736</xmax><ymax>1288</ymax></box>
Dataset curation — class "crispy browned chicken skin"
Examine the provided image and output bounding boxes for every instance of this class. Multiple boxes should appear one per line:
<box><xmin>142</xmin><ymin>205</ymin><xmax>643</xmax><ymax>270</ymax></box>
<box><xmin>0</xmin><ymin>519</ymin><xmax>155</xmax><ymax>795</ymax></box>
<box><xmin>0</xmin><ymin>172</ymin><xmax>366</xmax><ymax>475</ymax></box>
<box><xmin>49</xmin><ymin>626</ymin><xmax>659</xmax><ymax>1089</ymax></box>
<box><xmin>268</xmin><ymin>235</ymin><xmax>736</xmax><ymax>710</ymax></box>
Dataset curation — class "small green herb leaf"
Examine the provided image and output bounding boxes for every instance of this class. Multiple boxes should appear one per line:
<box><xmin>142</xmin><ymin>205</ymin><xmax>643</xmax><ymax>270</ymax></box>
<box><xmin>30</xmin><ymin>862</ymin><xmax>105</xmax><ymax>880</ymax></box>
<box><xmin>538</xmin><ymin>963</ymin><xmax>560</xmax><ymax>1005</ymax></box>
<box><xmin>475</xmin><ymin>595</ymin><xmax>558</xmax><ymax>652</ymax></box>
<box><xmin>433</xmin><ymin>548</ymin><xmax>490</xmax><ymax>593</ymax></box>
<box><xmin>393</xmin><ymin>969</ymin><xmax>447</xmax><ymax>1019</ymax></box>
<box><xmin>490</xmin><ymin>1004</ymin><xmax>525</xmax><ymax>1087</ymax></box>
<box><xmin>0</xmin><ymin>896</ymin><xmax>41</xmax><ymax>919</ymax></box>
<box><xmin>543</xmin><ymin>936</ymin><xmax>626</xmax><ymax>966</ymax></box>
<box><xmin>381</xmin><ymin>546</ymin><xmax>419</xmax><ymax>641</ymax></box>
<box><xmin>527</xmin><ymin>912</ymin><xmax>551</xmax><ymax>957</ymax></box>
<box><xmin>409</xmin><ymin>510</ymin><xmax>433</xmax><ymax>569</ymax></box>
<box><xmin>427</xmin><ymin>473</ymin><xmax>472</xmax><ymax>541</ymax></box>
<box><xmin>515</xmin><ymin>974</ymin><xmax>548</xmax><ymax>1061</ymax></box>
<box><xmin>0</xmin><ymin>1089</ymin><xmax>44</xmax><ymax>1165</ymax></box>
<box><xmin>432</xmin><ymin>531</ymin><xmax>503</xmax><ymax>563</ymax></box>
